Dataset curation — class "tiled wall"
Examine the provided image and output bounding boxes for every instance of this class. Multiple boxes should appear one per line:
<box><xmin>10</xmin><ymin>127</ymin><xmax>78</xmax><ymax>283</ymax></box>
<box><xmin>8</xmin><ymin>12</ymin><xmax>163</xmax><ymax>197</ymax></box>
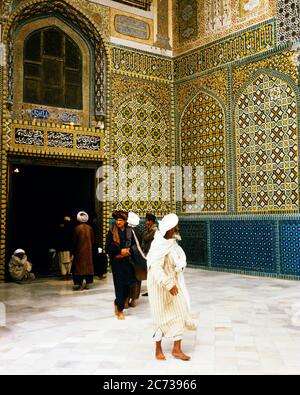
<box><xmin>1</xmin><ymin>0</ymin><xmax>300</xmax><ymax>281</ymax></box>
<box><xmin>180</xmin><ymin>217</ymin><xmax>300</xmax><ymax>279</ymax></box>
<box><xmin>174</xmin><ymin>4</ymin><xmax>300</xmax><ymax>280</ymax></box>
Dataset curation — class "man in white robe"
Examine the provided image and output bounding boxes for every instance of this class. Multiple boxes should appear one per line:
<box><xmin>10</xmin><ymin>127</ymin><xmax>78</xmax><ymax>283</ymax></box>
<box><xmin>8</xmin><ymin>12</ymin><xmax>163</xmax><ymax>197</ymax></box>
<box><xmin>147</xmin><ymin>214</ymin><xmax>196</xmax><ymax>361</ymax></box>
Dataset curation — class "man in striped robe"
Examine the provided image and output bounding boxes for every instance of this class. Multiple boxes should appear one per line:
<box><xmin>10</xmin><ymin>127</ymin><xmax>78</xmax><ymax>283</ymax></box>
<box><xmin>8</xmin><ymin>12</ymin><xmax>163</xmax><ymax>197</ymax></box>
<box><xmin>147</xmin><ymin>214</ymin><xmax>196</xmax><ymax>361</ymax></box>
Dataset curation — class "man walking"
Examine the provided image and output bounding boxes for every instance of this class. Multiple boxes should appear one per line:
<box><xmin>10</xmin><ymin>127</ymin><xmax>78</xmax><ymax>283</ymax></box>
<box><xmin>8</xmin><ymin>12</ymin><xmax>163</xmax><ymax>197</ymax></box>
<box><xmin>147</xmin><ymin>214</ymin><xmax>196</xmax><ymax>361</ymax></box>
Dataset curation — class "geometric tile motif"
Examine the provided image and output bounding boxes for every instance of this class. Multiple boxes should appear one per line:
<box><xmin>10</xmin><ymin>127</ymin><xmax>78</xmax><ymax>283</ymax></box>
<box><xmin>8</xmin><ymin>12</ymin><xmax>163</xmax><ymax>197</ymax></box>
<box><xmin>277</xmin><ymin>0</ymin><xmax>300</xmax><ymax>46</ymax></box>
<box><xmin>210</xmin><ymin>220</ymin><xmax>277</xmax><ymax>273</ymax></box>
<box><xmin>113</xmin><ymin>93</ymin><xmax>171</xmax><ymax>215</ymax></box>
<box><xmin>236</xmin><ymin>74</ymin><xmax>299</xmax><ymax>212</ymax></box>
<box><xmin>178</xmin><ymin>220</ymin><xmax>208</xmax><ymax>266</ymax></box>
<box><xmin>280</xmin><ymin>223</ymin><xmax>300</xmax><ymax>276</ymax></box>
<box><xmin>180</xmin><ymin>91</ymin><xmax>227</xmax><ymax>212</ymax></box>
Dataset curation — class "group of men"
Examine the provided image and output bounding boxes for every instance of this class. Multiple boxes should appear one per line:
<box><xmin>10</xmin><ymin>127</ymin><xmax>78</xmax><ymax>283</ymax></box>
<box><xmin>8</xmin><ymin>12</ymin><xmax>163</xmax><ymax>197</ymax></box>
<box><xmin>105</xmin><ymin>211</ymin><xmax>157</xmax><ymax>315</ymax></box>
<box><xmin>9</xmin><ymin>210</ymin><xmax>196</xmax><ymax>361</ymax></box>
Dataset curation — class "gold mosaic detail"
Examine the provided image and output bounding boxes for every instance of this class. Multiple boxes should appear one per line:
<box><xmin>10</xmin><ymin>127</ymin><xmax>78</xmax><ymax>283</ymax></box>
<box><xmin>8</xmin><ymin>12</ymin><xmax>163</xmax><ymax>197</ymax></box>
<box><xmin>236</xmin><ymin>74</ymin><xmax>299</xmax><ymax>212</ymax></box>
<box><xmin>9</xmin><ymin>122</ymin><xmax>105</xmax><ymax>158</ymax></box>
<box><xmin>0</xmin><ymin>0</ymin><xmax>13</xmax><ymax>19</ymax></box>
<box><xmin>112</xmin><ymin>92</ymin><xmax>172</xmax><ymax>215</ymax></box>
<box><xmin>111</xmin><ymin>73</ymin><xmax>171</xmax><ymax>115</ymax></box>
<box><xmin>175</xmin><ymin>70</ymin><xmax>228</xmax><ymax>116</ymax></box>
<box><xmin>180</xmin><ymin>91</ymin><xmax>227</xmax><ymax>213</ymax></box>
<box><xmin>111</xmin><ymin>46</ymin><xmax>173</xmax><ymax>82</ymax></box>
<box><xmin>174</xmin><ymin>18</ymin><xmax>275</xmax><ymax>80</ymax></box>
<box><xmin>232</xmin><ymin>51</ymin><xmax>299</xmax><ymax>96</ymax></box>
<box><xmin>73</xmin><ymin>0</ymin><xmax>110</xmax><ymax>42</ymax></box>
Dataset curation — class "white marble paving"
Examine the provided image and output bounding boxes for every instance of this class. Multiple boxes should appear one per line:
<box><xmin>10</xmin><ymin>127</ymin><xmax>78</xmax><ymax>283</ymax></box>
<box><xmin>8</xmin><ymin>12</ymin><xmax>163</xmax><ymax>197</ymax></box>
<box><xmin>0</xmin><ymin>269</ymin><xmax>300</xmax><ymax>375</ymax></box>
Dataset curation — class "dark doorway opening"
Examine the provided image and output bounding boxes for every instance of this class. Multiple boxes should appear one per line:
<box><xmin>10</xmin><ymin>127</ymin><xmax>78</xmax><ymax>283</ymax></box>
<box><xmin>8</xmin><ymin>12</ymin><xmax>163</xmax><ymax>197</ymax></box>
<box><xmin>7</xmin><ymin>160</ymin><xmax>99</xmax><ymax>277</ymax></box>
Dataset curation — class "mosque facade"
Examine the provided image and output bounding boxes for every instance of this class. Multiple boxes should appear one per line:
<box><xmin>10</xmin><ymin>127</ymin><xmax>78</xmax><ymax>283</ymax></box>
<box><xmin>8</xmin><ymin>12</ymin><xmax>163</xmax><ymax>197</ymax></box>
<box><xmin>0</xmin><ymin>0</ymin><xmax>299</xmax><ymax>282</ymax></box>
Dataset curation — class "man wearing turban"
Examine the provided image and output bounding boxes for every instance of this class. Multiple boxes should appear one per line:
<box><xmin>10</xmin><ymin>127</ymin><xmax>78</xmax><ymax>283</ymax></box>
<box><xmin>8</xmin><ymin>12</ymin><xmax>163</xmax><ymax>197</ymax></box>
<box><xmin>72</xmin><ymin>211</ymin><xmax>94</xmax><ymax>290</ymax></box>
<box><xmin>147</xmin><ymin>214</ymin><xmax>196</xmax><ymax>361</ymax></box>
<box><xmin>8</xmin><ymin>249</ymin><xmax>35</xmax><ymax>282</ymax></box>
<box><xmin>105</xmin><ymin>210</ymin><xmax>137</xmax><ymax>320</ymax></box>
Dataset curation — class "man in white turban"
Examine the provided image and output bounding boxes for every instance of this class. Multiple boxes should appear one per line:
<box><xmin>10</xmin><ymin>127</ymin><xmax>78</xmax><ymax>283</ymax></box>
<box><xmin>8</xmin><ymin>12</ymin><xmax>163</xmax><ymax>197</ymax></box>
<box><xmin>147</xmin><ymin>214</ymin><xmax>196</xmax><ymax>361</ymax></box>
<box><xmin>72</xmin><ymin>211</ymin><xmax>94</xmax><ymax>290</ymax></box>
<box><xmin>126</xmin><ymin>212</ymin><xmax>146</xmax><ymax>307</ymax></box>
<box><xmin>9</xmin><ymin>249</ymin><xmax>35</xmax><ymax>282</ymax></box>
<box><xmin>77</xmin><ymin>211</ymin><xmax>89</xmax><ymax>223</ymax></box>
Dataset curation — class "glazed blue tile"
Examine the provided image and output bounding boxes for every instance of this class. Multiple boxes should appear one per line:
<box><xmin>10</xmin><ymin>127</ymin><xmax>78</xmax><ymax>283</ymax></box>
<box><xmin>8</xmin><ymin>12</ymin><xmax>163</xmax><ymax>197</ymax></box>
<box><xmin>280</xmin><ymin>222</ymin><xmax>300</xmax><ymax>276</ymax></box>
<box><xmin>210</xmin><ymin>220</ymin><xmax>277</xmax><ymax>273</ymax></box>
<box><xmin>179</xmin><ymin>220</ymin><xmax>208</xmax><ymax>266</ymax></box>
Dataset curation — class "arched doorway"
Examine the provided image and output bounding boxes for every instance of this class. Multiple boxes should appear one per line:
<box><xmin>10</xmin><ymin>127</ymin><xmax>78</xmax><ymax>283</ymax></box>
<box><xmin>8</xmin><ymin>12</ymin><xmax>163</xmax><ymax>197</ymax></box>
<box><xmin>7</xmin><ymin>157</ymin><xmax>102</xmax><ymax>278</ymax></box>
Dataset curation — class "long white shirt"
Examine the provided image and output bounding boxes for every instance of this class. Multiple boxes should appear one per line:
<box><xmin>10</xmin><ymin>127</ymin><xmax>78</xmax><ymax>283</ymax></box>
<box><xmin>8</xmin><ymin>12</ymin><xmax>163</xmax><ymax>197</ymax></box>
<box><xmin>147</xmin><ymin>232</ymin><xmax>196</xmax><ymax>339</ymax></box>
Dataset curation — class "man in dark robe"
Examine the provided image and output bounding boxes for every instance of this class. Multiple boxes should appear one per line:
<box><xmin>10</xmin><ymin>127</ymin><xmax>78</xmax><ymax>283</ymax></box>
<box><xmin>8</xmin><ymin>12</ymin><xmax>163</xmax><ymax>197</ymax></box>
<box><xmin>105</xmin><ymin>210</ymin><xmax>136</xmax><ymax>320</ymax></box>
<box><xmin>72</xmin><ymin>211</ymin><xmax>94</xmax><ymax>290</ymax></box>
<box><xmin>142</xmin><ymin>213</ymin><xmax>158</xmax><ymax>255</ymax></box>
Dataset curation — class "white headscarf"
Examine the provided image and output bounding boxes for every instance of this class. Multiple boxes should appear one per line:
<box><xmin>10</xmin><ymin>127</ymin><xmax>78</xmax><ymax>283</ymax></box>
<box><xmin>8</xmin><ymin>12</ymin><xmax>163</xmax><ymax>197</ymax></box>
<box><xmin>127</xmin><ymin>212</ymin><xmax>140</xmax><ymax>228</ymax></box>
<box><xmin>158</xmin><ymin>213</ymin><xmax>179</xmax><ymax>236</ymax></box>
<box><xmin>77</xmin><ymin>211</ymin><xmax>89</xmax><ymax>223</ymax></box>
<box><xmin>14</xmin><ymin>249</ymin><xmax>25</xmax><ymax>255</ymax></box>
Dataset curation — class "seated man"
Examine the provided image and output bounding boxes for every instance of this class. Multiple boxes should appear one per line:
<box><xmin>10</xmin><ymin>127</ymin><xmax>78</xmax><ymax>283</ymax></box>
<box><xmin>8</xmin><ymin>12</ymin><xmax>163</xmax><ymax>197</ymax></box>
<box><xmin>9</xmin><ymin>249</ymin><xmax>35</xmax><ymax>282</ymax></box>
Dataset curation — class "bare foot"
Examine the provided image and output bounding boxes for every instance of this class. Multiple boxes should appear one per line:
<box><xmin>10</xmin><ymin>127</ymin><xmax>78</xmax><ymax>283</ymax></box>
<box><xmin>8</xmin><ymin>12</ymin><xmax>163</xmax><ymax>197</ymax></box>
<box><xmin>156</xmin><ymin>352</ymin><xmax>166</xmax><ymax>361</ymax></box>
<box><xmin>172</xmin><ymin>351</ymin><xmax>191</xmax><ymax>361</ymax></box>
<box><xmin>117</xmin><ymin>311</ymin><xmax>125</xmax><ymax>320</ymax></box>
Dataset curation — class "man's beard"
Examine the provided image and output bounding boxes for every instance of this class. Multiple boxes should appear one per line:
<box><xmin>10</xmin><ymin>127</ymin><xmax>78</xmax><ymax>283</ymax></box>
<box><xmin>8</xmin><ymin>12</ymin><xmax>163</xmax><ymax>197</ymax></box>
<box><xmin>173</xmin><ymin>231</ymin><xmax>182</xmax><ymax>241</ymax></box>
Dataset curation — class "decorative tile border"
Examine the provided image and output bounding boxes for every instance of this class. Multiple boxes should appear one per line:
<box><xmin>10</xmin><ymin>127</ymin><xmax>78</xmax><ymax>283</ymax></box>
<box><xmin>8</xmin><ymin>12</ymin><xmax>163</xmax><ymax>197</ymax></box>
<box><xmin>9</xmin><ymin>122</ymin><xmax>104</xmax><ymax>158</ymax></box>
<box><xmin>174</xmin><ymin>18</ymin><xmax>276</xmax><ymax>80</ymax></box>
<box><xmin>111</xmin><ymin>46</ymin><xmax>173</xmax><ymax>81</ymax></box>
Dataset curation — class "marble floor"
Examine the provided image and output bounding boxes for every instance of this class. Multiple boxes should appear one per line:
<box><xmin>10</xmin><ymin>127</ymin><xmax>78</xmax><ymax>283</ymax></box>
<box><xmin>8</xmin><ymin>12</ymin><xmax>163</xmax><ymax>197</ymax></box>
<box><xmin>0</xmin><ymin>269</ymin><xmax>300</xmax><ymax>375</ymax></box>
